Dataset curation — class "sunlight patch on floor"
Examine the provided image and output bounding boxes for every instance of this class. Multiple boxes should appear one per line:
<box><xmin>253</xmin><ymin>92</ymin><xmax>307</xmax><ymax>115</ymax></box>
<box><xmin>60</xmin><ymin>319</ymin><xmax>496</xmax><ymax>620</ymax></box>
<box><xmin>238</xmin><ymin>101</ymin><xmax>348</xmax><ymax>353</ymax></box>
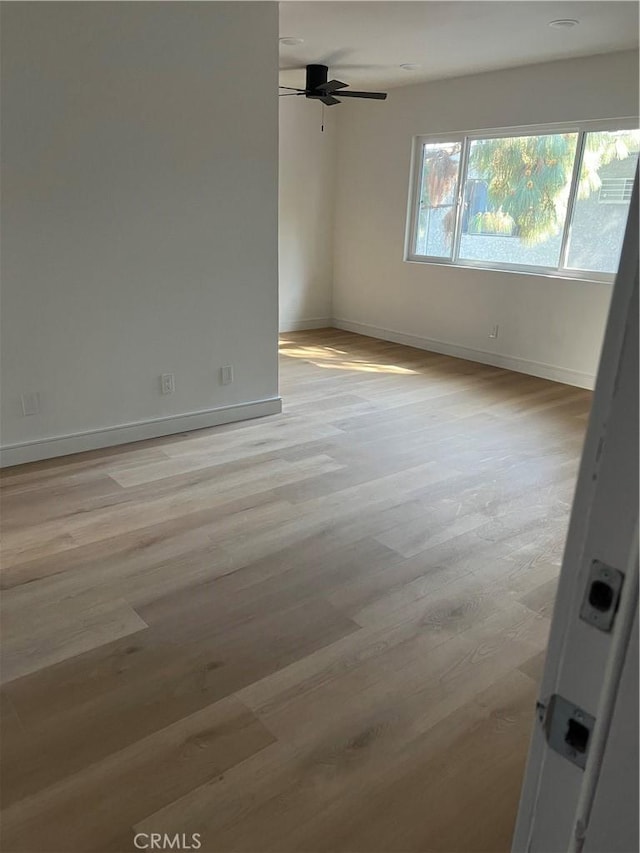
<box><xmin>279</xmin><ymin>342</ymin><xmax>418</xmax><ymax>375</ymax></box>
<box><xmin>312</xmin><ymin>360</ymin><xmax>417</xmax><ymax>374</ymax></box>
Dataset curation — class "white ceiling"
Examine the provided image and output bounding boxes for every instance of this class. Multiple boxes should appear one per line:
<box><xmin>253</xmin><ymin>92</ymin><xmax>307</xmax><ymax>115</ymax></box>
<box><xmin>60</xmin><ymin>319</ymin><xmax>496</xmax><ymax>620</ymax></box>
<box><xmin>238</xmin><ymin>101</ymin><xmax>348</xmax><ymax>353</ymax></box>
<box><xmin>279</xmin><ymin>1</ymin><xmax>639</xmax><ymax>90</ymax></box>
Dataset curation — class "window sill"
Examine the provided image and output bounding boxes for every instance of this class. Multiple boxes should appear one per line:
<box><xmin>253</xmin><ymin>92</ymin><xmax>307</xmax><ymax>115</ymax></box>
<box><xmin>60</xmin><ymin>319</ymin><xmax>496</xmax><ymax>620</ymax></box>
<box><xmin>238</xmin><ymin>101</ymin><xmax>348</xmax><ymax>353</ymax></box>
<box><xmin>403</xmin><ymin>257</ymin><xmax>615</xmax><ymax>285</ymax></box>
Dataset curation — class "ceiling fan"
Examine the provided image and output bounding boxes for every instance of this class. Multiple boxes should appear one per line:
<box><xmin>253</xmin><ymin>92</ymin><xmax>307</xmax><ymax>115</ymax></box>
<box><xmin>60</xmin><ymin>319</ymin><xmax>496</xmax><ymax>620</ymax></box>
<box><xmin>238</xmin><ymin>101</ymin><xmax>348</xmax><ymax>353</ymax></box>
<box><xmin>279</xmin><ymin>64</ymin><xmax>387</xmax><ymax>106</ymax></box>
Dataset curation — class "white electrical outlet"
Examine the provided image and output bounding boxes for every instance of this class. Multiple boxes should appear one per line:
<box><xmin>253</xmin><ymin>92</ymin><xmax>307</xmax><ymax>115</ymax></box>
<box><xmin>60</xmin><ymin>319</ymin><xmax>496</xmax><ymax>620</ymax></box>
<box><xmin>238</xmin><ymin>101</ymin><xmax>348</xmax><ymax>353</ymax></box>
<box><xmin>160</xmin><ymin>373</ymin><xmax>175</xmax><ymax>395</ymax></box>
<box><xmin>21</xmin><ymin>392</ymin><xmax>40</xmax><ymax>416</ymax></box>
<box><xmin>489</xmin><ymin>324</ymin><xmax>499</xmax><ymax>339</ymax></box>
<box><xmin>220</xmin><ymin>365</ymin><xmax>234</xmax><ymax>386</ymax></box>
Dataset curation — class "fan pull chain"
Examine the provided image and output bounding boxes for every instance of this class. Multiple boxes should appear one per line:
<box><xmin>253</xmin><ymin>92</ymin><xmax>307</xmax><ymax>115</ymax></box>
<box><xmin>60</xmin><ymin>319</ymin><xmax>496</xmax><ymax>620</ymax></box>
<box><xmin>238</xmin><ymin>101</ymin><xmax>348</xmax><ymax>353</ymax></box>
<box><xmin>321</xmin><ymin>103</ymin><xmax>325</xmax><ymax>133</ymax></box>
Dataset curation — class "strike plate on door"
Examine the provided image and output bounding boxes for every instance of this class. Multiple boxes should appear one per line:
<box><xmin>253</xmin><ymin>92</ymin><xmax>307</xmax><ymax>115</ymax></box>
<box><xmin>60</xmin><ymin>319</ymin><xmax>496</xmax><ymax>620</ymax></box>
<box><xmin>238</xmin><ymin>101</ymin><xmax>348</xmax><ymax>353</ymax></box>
<box><xmin>580</xmin><ymin>559</ymin><xmax>624</xmax><ymax>632</ymax></box>
<box><xmin>538</xmin><ymin>694</ymin><xmax>596</xmax><ymax>770</ymax></box>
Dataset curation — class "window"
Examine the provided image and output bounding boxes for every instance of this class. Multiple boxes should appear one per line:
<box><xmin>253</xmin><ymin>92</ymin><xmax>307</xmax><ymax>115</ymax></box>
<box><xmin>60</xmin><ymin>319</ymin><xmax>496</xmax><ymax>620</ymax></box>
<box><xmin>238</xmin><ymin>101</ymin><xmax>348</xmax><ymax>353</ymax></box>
<box><xmin>415</xmin><ymin>140</ymin><xmax>462</xmax><ymax>259</ymax></box>
<box><xmin>407</xmin><ymin>123</ymin><xmax>639</xmax><ymax>280</ymax></box>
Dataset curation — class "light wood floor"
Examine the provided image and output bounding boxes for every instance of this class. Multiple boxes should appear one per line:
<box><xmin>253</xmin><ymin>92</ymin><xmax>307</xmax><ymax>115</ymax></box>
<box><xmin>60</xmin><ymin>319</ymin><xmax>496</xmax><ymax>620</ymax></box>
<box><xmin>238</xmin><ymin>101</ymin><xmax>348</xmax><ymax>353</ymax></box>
<box><xmin>0</xmin><ymin>329</ymin><xmax>591</xmax><ymax>853</ymax></box>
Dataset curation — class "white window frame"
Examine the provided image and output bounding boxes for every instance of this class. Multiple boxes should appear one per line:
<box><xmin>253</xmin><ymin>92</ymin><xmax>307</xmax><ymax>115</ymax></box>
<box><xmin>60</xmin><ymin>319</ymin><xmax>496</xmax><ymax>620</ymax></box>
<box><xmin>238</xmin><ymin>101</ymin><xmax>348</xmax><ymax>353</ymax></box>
<box><xmin>404</xmin><ymin>117</ymin><xmax>639</xmax><ymax>283</ymax></box>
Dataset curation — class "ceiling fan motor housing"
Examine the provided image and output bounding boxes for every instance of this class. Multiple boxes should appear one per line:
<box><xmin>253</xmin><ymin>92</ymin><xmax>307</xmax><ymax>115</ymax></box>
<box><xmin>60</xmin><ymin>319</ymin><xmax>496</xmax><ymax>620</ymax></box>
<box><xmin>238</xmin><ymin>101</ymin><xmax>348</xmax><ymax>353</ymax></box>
<box><xmin>305</xmin><ymin>64</ymin><xmax>329</xmax><ymax>97</ymax></box>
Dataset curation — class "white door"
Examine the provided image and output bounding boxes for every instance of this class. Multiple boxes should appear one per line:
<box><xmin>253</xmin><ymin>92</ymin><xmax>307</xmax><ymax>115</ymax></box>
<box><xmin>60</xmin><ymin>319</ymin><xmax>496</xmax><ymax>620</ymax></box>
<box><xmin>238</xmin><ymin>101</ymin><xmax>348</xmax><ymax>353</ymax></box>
<box><xmin>512</xmin><ymin>174</ymin><xmax>639</xmax><ymax>853</ymax></box>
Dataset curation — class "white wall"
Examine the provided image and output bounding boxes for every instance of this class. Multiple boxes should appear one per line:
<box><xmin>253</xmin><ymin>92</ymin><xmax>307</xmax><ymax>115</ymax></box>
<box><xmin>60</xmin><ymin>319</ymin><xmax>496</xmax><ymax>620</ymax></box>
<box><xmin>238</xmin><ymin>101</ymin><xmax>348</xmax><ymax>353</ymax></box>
<box><xmin>1</xmin><ymin>2</ymin><xmax>280</xmax><ymax>465</ymax></box>
<box><xmin>332</xmin><ymin>51</ymin><xmax>639</xmax><ymax>388</ymax></box>
<box><xmin>279</xmin><ymin>96</ymin><xmax>337</xmax><ymax>331</ymax></box>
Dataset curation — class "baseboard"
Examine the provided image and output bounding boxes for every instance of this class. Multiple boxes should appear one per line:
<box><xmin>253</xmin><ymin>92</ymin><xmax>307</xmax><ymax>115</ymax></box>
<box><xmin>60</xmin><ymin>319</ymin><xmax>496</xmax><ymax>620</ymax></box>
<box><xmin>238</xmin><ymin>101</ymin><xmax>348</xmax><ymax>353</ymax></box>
<box><xmin>0</xmin><ymin>397</ymin><xmax>283</xmax><ymax>468</ymax></box>
<box><xmin>331</xmin><ymin>318</ymin><xmax>595</xmax><ymax>389</ymax></box>
<box><xmin>279</xmin><ymin>318</ymin><xmax>333</xmax><ymax>332</ymax></box>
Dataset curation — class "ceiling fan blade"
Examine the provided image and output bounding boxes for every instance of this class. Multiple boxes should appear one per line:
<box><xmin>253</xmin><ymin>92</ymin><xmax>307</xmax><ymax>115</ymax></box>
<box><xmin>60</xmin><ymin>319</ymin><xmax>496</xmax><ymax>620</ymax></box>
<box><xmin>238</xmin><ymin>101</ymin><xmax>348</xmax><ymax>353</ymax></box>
<box><xmin>278</xmin><ymin>92</ymin><xmax>305</xmax><ymax>97</ymax></box>
<box><xmin>337</xmin><ymin>90</ymin><xmax>387</xmax><ymax>100</ymax></box>
<box><xmin>320</xmin><ymin>95</ymin><xmax>341</xmax><ymax>106</ymax></box>
<box><xmin>316</xmin><ymin>80</ymin><xmax>348</xmax><ymax>94</ymax></box>
<box><xmin>278</xmin><ymin>85</ymin><xmax>306</xmax><ymax>92</ymax></box>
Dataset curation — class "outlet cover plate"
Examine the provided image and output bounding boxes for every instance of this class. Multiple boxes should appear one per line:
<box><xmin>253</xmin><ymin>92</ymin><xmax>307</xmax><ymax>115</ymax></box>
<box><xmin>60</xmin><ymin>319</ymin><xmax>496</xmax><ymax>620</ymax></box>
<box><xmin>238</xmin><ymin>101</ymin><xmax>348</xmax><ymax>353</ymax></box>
<box><xmin>21</xmin><ymin>392</ymin><xmax>40</xmax><ymax>416</ymax></box>
<box><xmin>160</xmin><ymin>374</ymin><xmax>175</xmax><ymax>395</ymax></box>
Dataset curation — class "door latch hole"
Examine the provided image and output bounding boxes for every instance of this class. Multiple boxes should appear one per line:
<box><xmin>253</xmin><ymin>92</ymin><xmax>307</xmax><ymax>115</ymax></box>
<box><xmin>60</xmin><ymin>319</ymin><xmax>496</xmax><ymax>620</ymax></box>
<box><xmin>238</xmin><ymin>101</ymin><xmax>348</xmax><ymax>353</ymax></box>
<box><xmin>565</xmin><ymin>719</ymin><xmax>590</xmax><ymax>754</ymax></box>
<box><xmin>588</xmin><ymin>580</ymin><xmax>614</xmax><ymax>612</ymax></box>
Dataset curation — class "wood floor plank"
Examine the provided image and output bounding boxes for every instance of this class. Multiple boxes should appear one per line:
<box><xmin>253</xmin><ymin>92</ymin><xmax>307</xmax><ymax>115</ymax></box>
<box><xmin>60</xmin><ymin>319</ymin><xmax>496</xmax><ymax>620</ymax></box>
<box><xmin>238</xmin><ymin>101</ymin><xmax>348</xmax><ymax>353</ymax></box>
<box><xmin>0</xmin><ymin>596</ymin><xmax>148</xmax><ymax>684</ymax></box>
<box><xmin>0</xmin><ymin>696</ymin><xmax>275</xmax><ymax>852</ymax></box>
<box><xmin>135</xmin><ymin>629</ymin><xmax>544</xmax><ymax>853</ymax></box>
<box><xmin>0</xmin><ymin>454</ymin><xmax>343</xmax><ymax>569</ymax></box>
<box><xmin>518</xmin><ymin>650</ymin><xmax>548</xmax><ymax>684</ymax></box>
<box><xmin>2</xmin><ymin>597</ymin><xmax>356</xmax><ymax>805</ymax></box>
<box><xmin>258</xmin><ymin>669</ymin><xmax>538</xmax><ymax>853</ymax></box>
<box><xmin>246</xmin><ymin>602</ymin><xmax>549</xmax><ymax>749</ymax></box>
<box><xmin>518</xmin><ymin>577</ymin><xmax>560</xmax><ymax>618</ymax></box>
<box><xmin>0</xmin><ymin>329</ymin><xmax>590</xmax><ymax>852</ymax></box>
